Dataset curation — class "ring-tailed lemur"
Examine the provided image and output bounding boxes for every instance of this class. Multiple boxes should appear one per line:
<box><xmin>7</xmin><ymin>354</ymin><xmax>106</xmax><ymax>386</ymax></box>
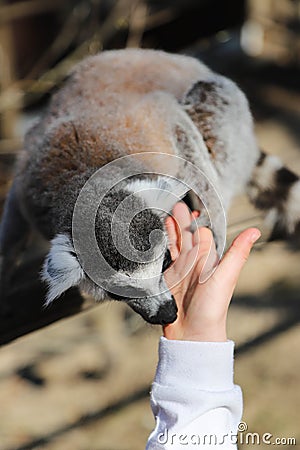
<box><xmin>0</xmin><ymin>49</ymin><xmax>299</xmax><ymax>324</ymax></box>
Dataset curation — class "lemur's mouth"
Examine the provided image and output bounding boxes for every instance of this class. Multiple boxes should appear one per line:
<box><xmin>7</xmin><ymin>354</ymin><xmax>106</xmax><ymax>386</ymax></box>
<box><xmin>107</xmin><ymin>287</ymin><xmax>178</xmax><ymax>325</ymax></box>
<box><xmin>146</xmin><ymin>299</ymin><xmax>178</xmax><ymax>325</ymax></box>
<box><xmin>129</xmin><ymin>296</ymin><xmax>178</xmax><ymax>325</ymax></box>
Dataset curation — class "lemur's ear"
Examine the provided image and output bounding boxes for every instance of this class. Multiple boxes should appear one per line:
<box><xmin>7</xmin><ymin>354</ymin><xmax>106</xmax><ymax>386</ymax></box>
<box><xmin>41</xmin><ymin>234</ymin><xmax>84</xmax><ymax>305</ymax></box>
<box><xmin>128</xmin><ymin>176</ymin><xmax>189</xmax><ymax>214</ymax></box>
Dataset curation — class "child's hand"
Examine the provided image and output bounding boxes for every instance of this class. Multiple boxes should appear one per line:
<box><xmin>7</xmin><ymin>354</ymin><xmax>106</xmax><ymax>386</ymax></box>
<box><xmin>164</xmin><ymin>202</ymin><xmax>261</xmax><ymax>342</ymax></box>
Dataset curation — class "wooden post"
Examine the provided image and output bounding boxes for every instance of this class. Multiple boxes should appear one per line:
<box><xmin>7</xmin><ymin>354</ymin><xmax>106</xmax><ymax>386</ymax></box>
<box><xmin>0</xmin><ymin>20</ymin><xmax>19</xmax><ymax>142</ymax></box>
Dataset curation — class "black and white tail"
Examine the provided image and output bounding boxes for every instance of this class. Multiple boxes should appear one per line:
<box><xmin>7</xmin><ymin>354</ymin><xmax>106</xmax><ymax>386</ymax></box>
<box><xmin>247</xmin><ymin>150</ymin><xmax>300</xmax><ymax>244</ymax></box>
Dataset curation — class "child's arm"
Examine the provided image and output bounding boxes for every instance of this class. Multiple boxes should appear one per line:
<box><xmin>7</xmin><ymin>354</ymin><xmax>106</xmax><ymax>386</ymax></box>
<box><xmin>147</xmin><ymin>338</ymin><xmax>241</xmax><ymax>449</ymax></box>
<box><xmin>146</xmin><ymin>203</ymin><xmax>260</xmax><ymax>449</ymax></box>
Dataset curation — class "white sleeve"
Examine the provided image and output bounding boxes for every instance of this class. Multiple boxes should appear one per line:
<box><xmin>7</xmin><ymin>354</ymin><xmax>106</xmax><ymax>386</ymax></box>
<box><xmin>146</xmin><ymin>337</ymin><xmax>243</xmax><ymax>450</ymax></box>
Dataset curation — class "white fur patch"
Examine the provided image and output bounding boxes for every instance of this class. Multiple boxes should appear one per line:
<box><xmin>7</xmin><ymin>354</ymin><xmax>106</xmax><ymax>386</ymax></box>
<box><xmin>127</xmin><ymin>176</ymin><xmax>189</xmax><ymax>214</ymax></box>
<box><xmin>254</xmin><ymin>155</ymin><xmax>282</xmax><ymax>190</ymax></box>
<box><xmin>285</xmin><ymin>180</ymin><xmax>300</xmax><ymax>233</ymax></box>
<box><xmin>41</xmin><ymin>234</ymin><xmax>84</xmax><ymax>305</ymax></box>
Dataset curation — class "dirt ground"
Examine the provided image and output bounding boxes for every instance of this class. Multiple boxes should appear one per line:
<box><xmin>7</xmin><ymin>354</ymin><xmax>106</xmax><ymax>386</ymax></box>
<box><xmin>0</xmin><ymin>52</ymin><xmax>300</xmax><ymax>450</ymax></box>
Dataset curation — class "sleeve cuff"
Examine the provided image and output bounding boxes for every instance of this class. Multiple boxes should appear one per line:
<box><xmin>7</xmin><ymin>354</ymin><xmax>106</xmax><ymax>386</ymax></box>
<box><xmin>154</xmin><ymin>336</ymin><xmax>235</xmax><ymax>392</ymax></box>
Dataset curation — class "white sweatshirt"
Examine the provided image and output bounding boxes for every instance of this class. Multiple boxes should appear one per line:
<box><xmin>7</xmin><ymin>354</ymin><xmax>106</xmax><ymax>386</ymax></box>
<box><xmin>146</xmin><ymin>337</ymin><xmax>242</xmax><ymax>450</ymax></box>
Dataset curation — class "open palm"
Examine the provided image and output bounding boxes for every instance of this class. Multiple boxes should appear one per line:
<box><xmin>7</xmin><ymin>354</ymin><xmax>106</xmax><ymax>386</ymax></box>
<box><xmin>163</xmin><ymin>202</ymin><xmax>260</xmax><ymax>341</ymax></box>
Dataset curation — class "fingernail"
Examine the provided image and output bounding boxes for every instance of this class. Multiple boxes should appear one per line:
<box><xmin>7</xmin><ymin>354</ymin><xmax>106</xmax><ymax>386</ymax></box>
<box><xmin>249</xmin><ymin>230</ymin><xmax>261</xmax><ymax>244</ymax></box>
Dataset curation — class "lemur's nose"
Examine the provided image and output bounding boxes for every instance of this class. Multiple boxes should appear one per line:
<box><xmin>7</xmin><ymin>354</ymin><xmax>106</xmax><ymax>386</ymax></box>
<box><xmin>150</xmin><ymin>296</ymin><xmax>178</xmax><ymax>325</ymax></box>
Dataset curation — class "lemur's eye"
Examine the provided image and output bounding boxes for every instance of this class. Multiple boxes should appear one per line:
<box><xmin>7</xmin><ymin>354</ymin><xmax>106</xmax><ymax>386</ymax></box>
<box><xmin>124</xmin><ymin>272</ymin><xmax>131</xmax><ymax>277</ymax></box>
<box><xmin>162</xmin><ymin>249</ymin><xmax>172</xmax><ymax>272</ymax></box>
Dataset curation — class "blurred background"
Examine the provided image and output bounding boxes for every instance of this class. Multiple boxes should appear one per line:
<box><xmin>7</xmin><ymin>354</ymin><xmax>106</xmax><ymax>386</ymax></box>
<box><xmin>0</xmin><ymin>0</ymin><xmax>300</xmax><ymax>448</ymax></box>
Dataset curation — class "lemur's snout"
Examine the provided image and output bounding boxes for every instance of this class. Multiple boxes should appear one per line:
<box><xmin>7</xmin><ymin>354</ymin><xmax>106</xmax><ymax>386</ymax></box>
<box><xmin>149</xmin><ymin>296</ymin><xmax>178</xmax><ymax>325</ymax></box>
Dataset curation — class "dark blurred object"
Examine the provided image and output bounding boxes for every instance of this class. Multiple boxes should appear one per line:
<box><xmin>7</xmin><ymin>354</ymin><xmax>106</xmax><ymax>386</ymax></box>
<box><xmin>1</xmin><ymin>0</ymin><xmax>62</xmax><ymax>79</ymax></box>
<box><xmin>2</xmin><ymin>0</ymin><xmax>246</xmax><ymax>78</ymax></box>
<box><xmin>0</xmin><ymin>249</ymin><xmax>87</xmax><ymax>346</ymax></box>
<box><xmin>118</xmin><ymin>0</ymin><xmax>246</xmax><ymax>51</ymax></box>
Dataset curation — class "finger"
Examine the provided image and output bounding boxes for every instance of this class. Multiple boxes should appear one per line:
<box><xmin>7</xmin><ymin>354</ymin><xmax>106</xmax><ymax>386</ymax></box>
<box><xmin>177</xmin><ymin>228</ymin><xmax>212</xmax><ymax>286</ymax></box>
<box><xmin>198</xmin><ymin>230</ymin><xmax>218</xmax><ymax>283</ymax></box>
<box><xmin>172</xmin><ymin>202</ymin><xmax>193</xmax><ymax>252</ymax></box>
<box><xmin>191</xmin><ymin>210</ymin><xmax>200</xmax><ymax>219</ymax></box>
<box><xmin>214</xmin><ymin>228</ymin><xmax>261</xmax><ymax>287</ymax></box>
<box><xmin>165</xmin><ymin>216</ymin><xmax>179</xmax><ymax>261</ymax></box>
<box><xmin>190</xmin><ymin>211</ymin><xmax>200</xmax><ymax>245</ymax></box>
<box><xmin>189</xmin><ymin>227</ymin><xmax>218</xmax><ymax>283</ymax></box>
<box><xmin>193</xmin><ymin>225</ymin><xmax>212</xmax><ymax>248</ymax></box>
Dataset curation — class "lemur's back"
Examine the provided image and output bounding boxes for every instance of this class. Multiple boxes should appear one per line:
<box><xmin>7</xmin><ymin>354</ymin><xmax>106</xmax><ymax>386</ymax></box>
<box><xmin>35</xmin><ymin>49</ymin><xmax>212</xmax><ymax>160</ymax></box>
<box><xmin>53</xmin><ymin>49</ymin><xmax>209</xmax><ymax>112</ymax></box>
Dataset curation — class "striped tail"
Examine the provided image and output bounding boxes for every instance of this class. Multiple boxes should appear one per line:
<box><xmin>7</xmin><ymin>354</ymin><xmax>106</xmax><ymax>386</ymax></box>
<box><xmin>247</xmin><ymin>151</ymin><xmax>300</xmax><ymax>244</ymax></box>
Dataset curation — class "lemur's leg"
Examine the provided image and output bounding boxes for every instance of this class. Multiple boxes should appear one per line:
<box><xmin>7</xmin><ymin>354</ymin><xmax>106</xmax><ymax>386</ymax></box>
<box><xmin>0</xmin><ymin>181</ymin><xmax>30</xmax><ymax>303</ymax></box>
<box><xmin>181</xmin><ymin>78</ymin><xmax>259</xmax><ymax>180</ymax></box>
<box><xmin>178</xmin><ymin>78</ymin><xmax>259</xmax><ymax>253</ymax></box>
<box><xmin>181</xmin><ymin>80</ymin><xmax>228</xmax><ymax>162</ymax></box>
<box><xmin>247</xmin><ymin>151</ymin><xmax>300</xmax><ymax>244</ymax></box>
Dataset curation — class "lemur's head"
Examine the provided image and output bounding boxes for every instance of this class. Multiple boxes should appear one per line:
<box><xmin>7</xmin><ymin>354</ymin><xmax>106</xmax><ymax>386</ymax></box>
<box><xmin>42</xmin><ymin>176</ymin><xmax>189</xmax><ymax>325</ymax></box>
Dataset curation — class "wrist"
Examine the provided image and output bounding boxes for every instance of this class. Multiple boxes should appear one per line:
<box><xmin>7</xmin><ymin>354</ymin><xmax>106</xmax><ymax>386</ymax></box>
<box><xmin>180</xmin><ymin>330</ymin><xmax>227</xmax><ymax>342</ymax></box>
<box><xmin>164</xmin><ymin>320</ymin><xmax>227</xmax><ymax>342</ymax></box>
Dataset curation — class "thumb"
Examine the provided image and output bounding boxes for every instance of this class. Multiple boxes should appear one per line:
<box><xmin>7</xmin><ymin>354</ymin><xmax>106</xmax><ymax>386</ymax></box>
<box><xmin>214</xmin><ymin>228</ymin><xmax>261</xmax><ymax>287</ymax></box>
